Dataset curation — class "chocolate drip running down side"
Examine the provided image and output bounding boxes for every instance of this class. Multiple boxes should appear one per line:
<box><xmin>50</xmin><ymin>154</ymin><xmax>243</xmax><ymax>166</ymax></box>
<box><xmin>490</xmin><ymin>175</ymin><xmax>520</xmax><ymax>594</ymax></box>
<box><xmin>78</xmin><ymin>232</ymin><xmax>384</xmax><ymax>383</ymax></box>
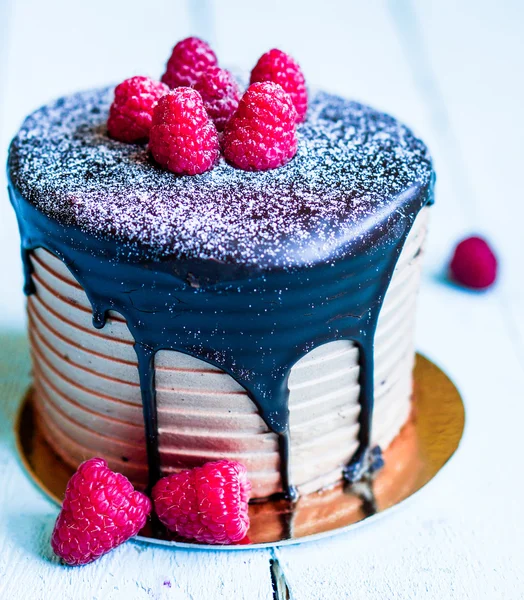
<box><xmin>10</xmin><ymin>184</ymin><xmax>430</xmax><ymax>497</ymax></box>
<box><xmin>8</xmin><ymin>87</ymin><xmax>434</xmax><ymax>498</ymax></box>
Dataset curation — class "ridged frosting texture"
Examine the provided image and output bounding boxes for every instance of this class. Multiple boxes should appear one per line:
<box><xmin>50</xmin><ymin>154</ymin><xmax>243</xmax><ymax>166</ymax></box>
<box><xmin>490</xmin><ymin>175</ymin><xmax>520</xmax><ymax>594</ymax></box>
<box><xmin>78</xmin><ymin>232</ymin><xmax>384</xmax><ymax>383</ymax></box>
<box><xmin>29</xmin><ymin>208</ymin><xmax>428</xmax><ymax>499</ymax></box>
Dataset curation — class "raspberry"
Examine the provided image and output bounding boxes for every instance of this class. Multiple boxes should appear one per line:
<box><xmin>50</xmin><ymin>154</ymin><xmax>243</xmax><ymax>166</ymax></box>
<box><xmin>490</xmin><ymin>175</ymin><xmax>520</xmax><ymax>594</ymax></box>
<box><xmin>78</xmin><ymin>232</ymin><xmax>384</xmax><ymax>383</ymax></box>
<box><xmin>193</xmin><ymin>67</ymin><xmax>241</xmax><ymax>132</ymax></box>
<box><xmin>107</xmin><ymin>76</ymin><xmax>169</xmax><ymax>143</ymax></box>
<box><xmin>149</xmin><ymin>88</ymin><xmax>220</xmax><ymax>175</ymax></box>
<box><xmin>51</xmin><ymin>458</ymin><xmax>151</xmax><ymax>566</ymax></box>
<box><xmin>449</xmin><ymin>236</ymin><xmax>498</xmax><ymax>289</ymax></box>
<box><xmin>152</xmin><ymin>460</ymin><xmax>251</xmax><ymax>545</ymax></box>
<box><xmin>222</xmin><ymin>82</ymin><xmax>298</xmax><ymax>171</ymax></box>
<box><xmin>162</xmin><ymin>37</ymin><xmax>218</xmax><ymax>89</ymax></box>
<box><xmin>250</xmin><ymin>49</ymin><xmax>308</xmax><ymax>122</ymax></box>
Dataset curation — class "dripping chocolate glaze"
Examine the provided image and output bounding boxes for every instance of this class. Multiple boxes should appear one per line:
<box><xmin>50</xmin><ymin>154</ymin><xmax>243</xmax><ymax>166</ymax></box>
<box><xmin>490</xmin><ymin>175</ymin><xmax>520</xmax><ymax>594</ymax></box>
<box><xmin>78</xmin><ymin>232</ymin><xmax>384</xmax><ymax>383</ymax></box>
<box><xmin>8</xmin><ymin>86</ymin><xmax>434</xmax><ymax>498</ymax></box>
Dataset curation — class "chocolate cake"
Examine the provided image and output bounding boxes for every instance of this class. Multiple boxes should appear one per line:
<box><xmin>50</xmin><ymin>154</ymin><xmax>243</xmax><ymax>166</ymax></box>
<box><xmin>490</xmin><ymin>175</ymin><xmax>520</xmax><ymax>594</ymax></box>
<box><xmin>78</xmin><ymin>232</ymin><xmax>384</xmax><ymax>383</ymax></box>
<box><xmin>8</xmin><ymin>85</ymin><xmax>433</xmax><ymax>501</ymax></box>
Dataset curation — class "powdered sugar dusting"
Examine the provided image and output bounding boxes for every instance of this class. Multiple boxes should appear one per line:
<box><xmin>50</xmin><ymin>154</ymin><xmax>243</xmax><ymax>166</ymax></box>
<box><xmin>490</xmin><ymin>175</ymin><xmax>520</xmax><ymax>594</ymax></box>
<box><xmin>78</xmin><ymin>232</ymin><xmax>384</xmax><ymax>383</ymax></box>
<box><xmin>8</xmin><ymin>86</ymin><xmax>432</xmax><ymax>268</ymax></box>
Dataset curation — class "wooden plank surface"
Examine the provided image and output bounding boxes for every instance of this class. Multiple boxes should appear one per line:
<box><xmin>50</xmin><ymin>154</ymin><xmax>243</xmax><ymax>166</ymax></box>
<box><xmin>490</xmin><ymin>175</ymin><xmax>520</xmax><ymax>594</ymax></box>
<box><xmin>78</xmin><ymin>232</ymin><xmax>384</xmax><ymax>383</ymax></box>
<box><xmin>0</xmin><ymin>5</ymin><xmax>274</xmax><ymax>598</ymax></box>
<box><xmin>411</xmin><ymin>0</ymin><xmax>524</xmax><ymax>369</ymax></box>
<box><xmin>0</xmin><ymin>0</ymin><xmax>194</xmax><ymax>330</ymax></box>
<box><xmin>0</xmin><ymin>333</ymin><xmax>274</xmax><ymax>600</ymax></box>
<box><xmin>274</xmin><ymin>1</ymin><xmax>524</xmax><ymax>597</ymax></box>
<box><xmin>1</xmin><ymin>0</ymin><xmax>524</xmax><ymax>598</ymax></box>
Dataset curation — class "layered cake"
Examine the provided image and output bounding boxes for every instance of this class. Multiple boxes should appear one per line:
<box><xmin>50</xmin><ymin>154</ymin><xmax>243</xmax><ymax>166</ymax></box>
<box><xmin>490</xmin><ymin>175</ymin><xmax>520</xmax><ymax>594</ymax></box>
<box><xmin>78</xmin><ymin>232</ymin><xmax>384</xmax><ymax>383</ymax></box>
<box><xmin>8</xmin><ymin>48</ymin><xmax>433</xmax><ymax>506</ymax></box>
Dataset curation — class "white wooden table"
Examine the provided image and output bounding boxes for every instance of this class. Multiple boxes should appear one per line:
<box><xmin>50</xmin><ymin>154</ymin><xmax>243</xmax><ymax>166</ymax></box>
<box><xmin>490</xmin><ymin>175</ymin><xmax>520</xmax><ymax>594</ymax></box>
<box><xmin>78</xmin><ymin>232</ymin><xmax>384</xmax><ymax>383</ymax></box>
<box><xmin>1</xmin><ymin>1</ymin><xmax>524</xmax><ymax>598</ymax></box>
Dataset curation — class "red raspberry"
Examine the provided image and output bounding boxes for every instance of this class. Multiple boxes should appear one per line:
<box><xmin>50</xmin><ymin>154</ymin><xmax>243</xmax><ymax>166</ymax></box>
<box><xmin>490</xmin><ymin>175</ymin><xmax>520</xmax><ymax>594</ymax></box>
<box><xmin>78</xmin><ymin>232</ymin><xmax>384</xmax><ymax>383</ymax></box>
<box><xmin>193</xmin><ymin>67</ymin><xmax>241</xmax><ymax>132</ymax></box>
<box><xmin>449</xmin><ymin>236</ymin><xmax>498</xmax><ymax>290</ymax></box>
<box><xmin>152</xmin><ymin>460</ymin><xmax>251</xmax><ymax>545</ymax></box>
<box><xmin>222</xmin><ymin>82</ymin><xmax>298</xmax><ymax>171</ymax></box>
<box><xmin>107</xmin><ymin>76</ymin><xmax>169</xmax><ymax>143</ymax></box>
<box><xmin>250</xmin><ymin>49</ymin><xmax>308</xmax><ymax>122</ymax></box>
<box><xmin>161</xmin><ymin>37</ymin><xmax>218</xmax><ymax>89</ymax></box>
<box><xmin>51</xmin><ymin>458</ymin><xmax>151</xmax><ymax>566</ymax></box>
<box><xmin>149</xmin><ymin>88</ymin><xmax>219</xmax><ymax>175</ymax></box>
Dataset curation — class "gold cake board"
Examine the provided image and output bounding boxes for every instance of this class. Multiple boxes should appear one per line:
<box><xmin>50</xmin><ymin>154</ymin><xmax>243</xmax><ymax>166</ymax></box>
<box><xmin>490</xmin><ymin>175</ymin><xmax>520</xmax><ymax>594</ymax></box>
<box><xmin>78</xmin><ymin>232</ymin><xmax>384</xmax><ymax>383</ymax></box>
<box><xmin>14</xmin><ymin>353</ymin><xmax>465</xmax><ymax>550</ymax></box>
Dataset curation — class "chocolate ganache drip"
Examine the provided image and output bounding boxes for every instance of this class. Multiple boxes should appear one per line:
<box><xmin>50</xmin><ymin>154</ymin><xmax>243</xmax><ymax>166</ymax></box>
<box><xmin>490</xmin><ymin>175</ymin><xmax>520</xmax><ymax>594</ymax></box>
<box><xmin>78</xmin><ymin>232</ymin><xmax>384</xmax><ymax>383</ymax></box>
<box><xmin>8</xmin><ymin>87</ymin><xmax>434</xmax><ymax>498</ymax></box>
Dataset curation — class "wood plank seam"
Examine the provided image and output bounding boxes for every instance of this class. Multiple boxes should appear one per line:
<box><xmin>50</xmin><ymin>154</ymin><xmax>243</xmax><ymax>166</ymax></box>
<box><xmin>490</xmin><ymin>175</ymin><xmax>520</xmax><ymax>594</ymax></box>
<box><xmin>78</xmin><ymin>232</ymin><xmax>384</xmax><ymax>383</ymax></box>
<box><xmin>496</xmin><ymin>293</ymin><xmax>524</xmax><ymax>375</ymax></box>
<box><xmin>387</xmin><ymin>0</ymin><xmax>477</xmax><ymax>223</ymax></box>
<box><xmin>390</xmin><ymin>0</ymin><xmax>524</xmax><ymax>378</ymax></box>
<box><xmin>270</xmin><ymin>550</ymin><xmax>291</xmax><ymax>600</ymax></box>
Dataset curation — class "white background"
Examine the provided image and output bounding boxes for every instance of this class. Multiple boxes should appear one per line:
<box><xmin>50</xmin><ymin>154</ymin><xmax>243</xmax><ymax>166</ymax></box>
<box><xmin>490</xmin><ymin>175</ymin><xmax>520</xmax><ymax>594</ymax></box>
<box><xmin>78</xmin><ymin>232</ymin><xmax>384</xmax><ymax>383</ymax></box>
<box><xmin>1</xmin><ymin>1</ymin><xmax>524</xmax><ymax>598</ymax></box>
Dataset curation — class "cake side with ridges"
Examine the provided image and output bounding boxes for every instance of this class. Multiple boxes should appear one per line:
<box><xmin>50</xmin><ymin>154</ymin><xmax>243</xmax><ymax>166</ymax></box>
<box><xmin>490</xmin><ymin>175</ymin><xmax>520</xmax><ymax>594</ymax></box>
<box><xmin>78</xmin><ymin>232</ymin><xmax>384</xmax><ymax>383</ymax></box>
<box><xmin>29</xmin><ymin>208</ymin><xmax>428</xmax><ymax>498</ymax></box>
<box><xmin>9</xmin><ymin>81</ymin><xmax>434</xmax><ymax>497</ymax></box>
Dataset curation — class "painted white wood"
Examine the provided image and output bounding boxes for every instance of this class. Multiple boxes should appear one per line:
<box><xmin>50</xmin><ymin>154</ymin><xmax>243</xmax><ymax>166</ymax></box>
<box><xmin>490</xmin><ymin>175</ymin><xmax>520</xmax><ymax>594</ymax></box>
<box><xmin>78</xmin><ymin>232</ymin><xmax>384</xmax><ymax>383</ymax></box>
<box><xmin>276</xmin><ymin>281</ymin><xmax>524</xmax><ymax>598</ymax></box>
<box><xmin>213</xmin><ymin>0</ymin><xmax>432</xmax><ymax>128</ymax></box>
<box><xmin>0</xmin><ymin>0</ymin><xmax>193</xmax><ymax>330</ymax></box>
<box><xmin>410</xmin><ymin>0</ymin><xmax>524</xmax><ymax>374</ymax></box>
<box><xmin>0</xmin><ymin>4</ymin><xmax>274</xmax><ymax>598</ymax></box>
<box><xmin>0</xmin><ymin>333</ymin><xmax>274</xmax><ymax>599</ymax></box>
<box><xmin>1</xmin><ymin>0</ymin><xmax>524</xmax><ymax>597</ymax></box>
<box><xmin>274</xmin><ymin>1</ymin><xmax>524</xmax><ymax>597</ymax></box>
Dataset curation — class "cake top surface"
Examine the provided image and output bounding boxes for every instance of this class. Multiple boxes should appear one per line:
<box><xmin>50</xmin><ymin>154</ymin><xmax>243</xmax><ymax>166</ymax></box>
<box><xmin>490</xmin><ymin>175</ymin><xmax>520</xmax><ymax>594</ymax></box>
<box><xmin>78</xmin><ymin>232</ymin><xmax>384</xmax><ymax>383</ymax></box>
<box><xmin>8</xmin><ymin>86</ymin><xmax>433</xmax><ymax>270</ymax></box>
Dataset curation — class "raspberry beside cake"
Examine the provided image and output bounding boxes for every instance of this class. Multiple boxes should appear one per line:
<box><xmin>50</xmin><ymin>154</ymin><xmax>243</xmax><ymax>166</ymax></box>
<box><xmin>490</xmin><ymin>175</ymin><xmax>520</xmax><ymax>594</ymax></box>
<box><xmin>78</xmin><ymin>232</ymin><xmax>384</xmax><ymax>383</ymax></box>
<box><xmin>8</xmin><ymin>83</ymin><xmax>433</xmax><ymax>501</ymax></box>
